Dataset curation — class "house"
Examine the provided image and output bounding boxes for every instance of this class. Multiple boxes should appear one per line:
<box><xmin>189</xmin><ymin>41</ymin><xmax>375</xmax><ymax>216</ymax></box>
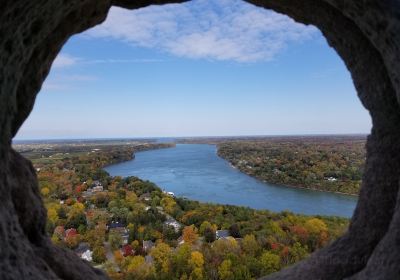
<box><xmin>108</xmin><ymin>221</ymin><xmax>125</xmax><ymax>229</ymax></box>
<box><xmin>93</xmin><ymin>180</ymin><xmax>102</xmax><ymax>186</ymax></box>
<box><xmin>216</xmin><ymin>230</ymin><xmax>231</xmax><ymax>240</ymax></box>
<box><xmin>164</xmin><ymin>217</ymin><xmax>181</xmax><ymax>233</ymax></box>
<box><xmin>326</xmin><ymin>177</ymin><xmax>338</xmax><ymax>182</ymax></box>
<box><xmin>92</xmin><ymin>185</ymin><xmax>103</xmax><ymax>192</ymax></box>
<box><xmin>177</xmin><ymin>236</ymin><xmax>185</xmax><ymax>245</ymax></box>
<box><xmin>140</xmin><ymin>193</ymin><xmax>151</xmax><ymax>201</ymax></box>
<box><xmin>162</xmin><ymin>190</ymin><xmax>175</xmax><ymax>197</ymax></box>
<box><xmin>108</xmin><ymin>221</ymin><xmax>129</xmax><ymax>245</ymax></box>
<box><xmin>81</xmin><ymin>189</ymin><xmax>94</xmax><ymax>198</ymax></box>
<box><xmin>121</xmin><ymin>244</ymin><xmax>134</xmax><ymax>257</ymax></box>
<box><xmin>167</xmin><ymin>191</ymin><xmax>175</xmax><ymax>197</ymax></box>
<box><xmin>81</xmin><ymin>250</ymin><xmax>93</xmax><ymax>262</ymax></box>
<box><xmin>143</xmin><ymin>240</ymin><xmax>155</xmax><ymax>253</ymax></box>
<box><xmin>75</xmin><ymin>242</ymin><xmax>90</xmax><ymax>254</ymax></box>
<box><xmin>75</xmin><ymin>242</ymin><xmax>92</xmax><ymax>261</ymax></box>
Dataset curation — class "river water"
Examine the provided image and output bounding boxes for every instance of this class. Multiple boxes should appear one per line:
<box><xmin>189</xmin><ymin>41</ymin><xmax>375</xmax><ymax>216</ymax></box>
<box><xmin>105</xmin><ymin>144</ymin><xmax>357</xmax><ymax>217</ymax></box>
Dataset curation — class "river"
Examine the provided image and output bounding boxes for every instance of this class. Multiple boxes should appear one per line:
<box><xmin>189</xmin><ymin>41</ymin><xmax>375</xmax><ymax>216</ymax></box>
<box><xmin>104</xmin><ymin>144</ymin><xmax>357</xmax><ymax>217</ymax></box>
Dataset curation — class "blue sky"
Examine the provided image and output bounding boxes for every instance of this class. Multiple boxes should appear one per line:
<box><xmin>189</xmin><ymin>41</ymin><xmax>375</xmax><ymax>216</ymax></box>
<box><xmin>16</xmin><ymin>0</ymin><xmax>371</xmax><ymax>140</ymax></box>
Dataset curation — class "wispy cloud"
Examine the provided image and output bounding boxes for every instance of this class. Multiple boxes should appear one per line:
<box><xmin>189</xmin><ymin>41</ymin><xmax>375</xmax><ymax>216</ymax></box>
<box><xmin>52</xmin><ymin>54</ymin><xmax>164</xmax><ymax>68</ymax></box>
<box><xmin>86</xmin><ymin>0</ymin><xmax>317</xmax><ymax>62</ymax></box>
<box><xmin>52</xmin><ymin>54</ymin><xmax>80</xmax><ymax>68</ymax></box>
<box><xmin>42</xmin><ymin>74</ymin><xmax>98</xmax><ymax>91</ymax></box>
<box><xmin>83</xmin><ymin>58</ymin><xmax>165</xmax><ymax>64</ymax></box>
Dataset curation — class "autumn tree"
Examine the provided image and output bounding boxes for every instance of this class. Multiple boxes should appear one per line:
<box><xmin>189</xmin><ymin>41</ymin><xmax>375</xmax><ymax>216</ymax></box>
<box><xmin>150</xmin><ymin>242</ymin><xmax>172</xmax><ymax>275</ymax></box>
<box><xmin>242</xmin><ymin>234</ymin><xmax>259</xmax><ymax>256</ymax></box>
<box><xmin>189</xmin><ymin>251</ymin><xmax>204</xmax><ymax>280</ymax></box>
<box><xmin>109</xmin><ymin>231</ymin><xmax>123</xmax><ymax>250</ymax></box>
<box><xmin>260</xmin><ymin>252</ymin><xmax>280</xmax><ymax>275</ymax></box>
<box><xmin>182</xmin><ymin>225</ymin><xmax>199</xmax><ymax>245</ymax></box>
<box><xmin>218</xmin><ymin>259</ymin><xmax>234</xmax><ymax>280</ymax></box>
<box><xmin>92</xmin><ymin>245</ymin><xmax>107</xmax><ymax>264</ymax></box>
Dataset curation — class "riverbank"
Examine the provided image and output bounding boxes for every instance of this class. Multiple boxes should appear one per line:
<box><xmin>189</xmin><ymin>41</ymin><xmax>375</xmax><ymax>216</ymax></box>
<box><xmin>105</xmin><ymin>144</ymin><xmax>357</xmax><ymax>217</ymax></box>
<box><xmin>21</xmin><ymin>140</ymin><xmax>351</xmax><ymax>280</ymax></box>
<box><xmin>216</xmin><ymin>139</ymin><xmax>364</xmax><ymax>196</ymax></box>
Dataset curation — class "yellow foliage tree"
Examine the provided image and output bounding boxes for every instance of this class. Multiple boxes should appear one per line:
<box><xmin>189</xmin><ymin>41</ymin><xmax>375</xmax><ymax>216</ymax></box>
<box><xmin>242</xmin><ymin>234</ymin><xmax>259</xmax><ymax>256</ymax></box>
<box><xmin>218</xmin><ymin>259</ymin><xmax>234</xmax><ymax>280</ymax></box>
<box><xmin>160</xmin><ymin>196</ymin><xmax>176</xmax><ymax>214</ymax></box>
<box><xmin>126</xmin><ymin>255</ymin><xmax>145</xmax><ymax>272</ymax></box>
<box><xmin>189</xmin><ymin>251</ymin><xmax>204</xmax><ymax>280</ymax></box>
<box><xmin>304</xmin><ymin>218</ymin><xmax>328</xmax><ymax>235</ymax></box>
<box><xmin>150</xmin><ymin>242</ymin><xmax>172</xmax><ymax>274</ymax></box>
<box><xmin>41</xmin><ymin>187</ymin><xmax>50</xmax><ymax>197</ymax></box>
<box><xmin>47</xmin><ymin>207</ymin><xmax>59</xmax><ymax>224</ymax></box>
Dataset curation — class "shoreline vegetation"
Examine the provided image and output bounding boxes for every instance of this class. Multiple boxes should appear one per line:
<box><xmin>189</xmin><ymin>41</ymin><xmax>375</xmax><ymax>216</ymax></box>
<box><xmin>15</xmin><ymin>139</ymin><xmax>350</xmax><ymax>280</ymax></box>
<box><xmin>179</xmin><ymin>136</ymin><xmax>366</xmax><ymax>196</ymax></box>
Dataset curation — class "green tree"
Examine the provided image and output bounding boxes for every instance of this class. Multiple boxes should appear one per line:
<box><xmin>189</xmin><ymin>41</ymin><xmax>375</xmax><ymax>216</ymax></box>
<box><xmin>108</xmin><ymin>231</ymin><xmax>123</xmax><ymax>250</ymax></box>
<box><xmin>92</xmin><ymin>245</ymin><xmax>107</xmax><ymax>264</ymax></box>
<box><xmin>242</xmin><ymin>234</ymin><xmax>259</xmax><ymax>256</ymax></box>
<box><xmin>260</xmin><ymin>252</ymin><xmax>280</xmax><ymax>275</ymax></box>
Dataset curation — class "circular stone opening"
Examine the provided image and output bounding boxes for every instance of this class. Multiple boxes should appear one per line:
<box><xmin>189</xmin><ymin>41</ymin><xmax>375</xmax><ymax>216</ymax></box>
<box><xmin>1</xmin><ymin>1</ymin><xmax>400</xmax><ymax>280</ymax></box>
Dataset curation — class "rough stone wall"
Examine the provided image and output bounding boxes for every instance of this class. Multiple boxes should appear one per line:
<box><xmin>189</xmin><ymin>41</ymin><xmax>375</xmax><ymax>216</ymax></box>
<box><xmin>0</xmin><ymin>0</ymin><xmax>399</xmax><ymax>279</ymax></box>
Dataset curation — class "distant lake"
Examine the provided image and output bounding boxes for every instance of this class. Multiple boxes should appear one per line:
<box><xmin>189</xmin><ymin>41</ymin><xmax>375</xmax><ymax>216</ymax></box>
<box><xmin>105</xmin><ymin>144</ymin><xmax>357</xmax><ymax>217</ymax></box>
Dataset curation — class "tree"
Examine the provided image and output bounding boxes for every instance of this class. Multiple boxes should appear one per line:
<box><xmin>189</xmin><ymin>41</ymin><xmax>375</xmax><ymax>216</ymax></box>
<box><xmin>304</xmin><ymin>218</ymin><xmax>328</xmax><ymax>235</ymax></box>
<box><xmin>218</xmin><ymin>260</ymin><xmax>234</xmax><ymax>280</ymax></box>
<box><xmin>203</xmin><ymin>227</ymin><xmax>216</xmax><ymax>243</ymax></box>
<box><xmin>92</xmin><ymin>245</ymin><xmax>107</xmax><ymax>264</ymax></box>
<box><xmin>47</xmin><ymin>207</ymin><xmax>59</xmax><ymax>224</ymax></box>
<box><xmin>41</xmin><ymin>187</ymin><xmax>50</xmax><ymax>197</ymax></box>
<box><xmin>199</xmin><ymin>221</ymin><xmax>216</xmax><ymax>235</ymax></box>
<box><xmin>173</xmin><ymin>243</ymin><xmax>191</xmax><ymax>276</ymax></box>
<box><xmin>189</xmin><ymin>251</ymin><xmax>204</xmax><ymax>280</ymax></box>
<box><xmin>65</xmin><ymin>234</ymin><xmax>80</xmax><ymax>249</ymax></box>
<box><xmin>242</xmin><ymin>234</ymin><xmax>259</xmax><ymax>256</ymax></box>
<box><xmin>190</xmin><ymin>251</ymin><xmax>204</xmax><ymax>267</ymax></box>
<box><xmin>182</xmin><ymin>225</ymin><xmax>199</xmax><ymax>245</ymax></box>
<box><xmin>109</xmin><ymin>231</ymin><xmax>123</xmax><ymax>250</ymax></box>
<box><xmin>229</xmin><ymin>224</ymin><xmax>241</xmax><ymax>238</ymax></box>
<box><xmin>304</xmin><ymin>218</ymin><xmax>329</xmax><ymax>249</ymax></box>
<box><xmin>126</xmin><ymin>255</ymin><xmax>145</xmax><ymax>272</ymax></box>
<box><xmin>126</xmin><ymin>192</ymin><xmax>138</xmax><ymax>209</ymax></box>
<box><xmin>289</xmin><ymin>242</ymin><xmax>308</xmax><ymax>264</ymax></box>
<box><xmin>150</xmin><ymin>242</ymin><xmax>172</xmax><ymax>274</ymax></box>
<box><xmin>65</xmin><ymin>212</ymin><xmax>87</xmax><ymax>230</ymax></box>
<box><xmin>260</xmin><ymin>252</ymin><xmax>280</xmax><ymax>275</ymax></box>
<box><xmin>212</xmin><ymin>238</ymin><xmax>240</xmax><ymax>259</ymax></box>
<box><xmin>160</xmin><ymin>196</ymin><xmax>177</xmax><ymax>214</ymax></box>
<box><xmin>114</xmin><ymin>250</ymin><xmax>124</xmax><ymax>266</ymax></box>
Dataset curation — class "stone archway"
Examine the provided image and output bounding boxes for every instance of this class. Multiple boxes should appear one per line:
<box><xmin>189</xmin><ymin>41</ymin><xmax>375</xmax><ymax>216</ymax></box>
<box><xmin>0</xmin><ymin>1</ymin><xmax>399</xmax><ymax>279</ymax></box>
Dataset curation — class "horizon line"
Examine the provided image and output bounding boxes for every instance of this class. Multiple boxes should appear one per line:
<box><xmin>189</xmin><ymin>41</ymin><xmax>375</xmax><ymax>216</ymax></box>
<box><xmin>13</xmin><ymin>132</ymin><xmax>369</xmax><ymax>142</ymax></box>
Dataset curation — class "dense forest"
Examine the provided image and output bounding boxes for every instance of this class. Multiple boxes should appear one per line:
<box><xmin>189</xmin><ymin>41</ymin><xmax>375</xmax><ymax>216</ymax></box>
<box><xmin>217</xmin><ymin>136</ymin><xmax>366</xmax><ymax>195</ymax></box>
<box><xmin>17</xmin><ymin>141</ymin><xmax>350</xmax><ymax>279</ymax></box>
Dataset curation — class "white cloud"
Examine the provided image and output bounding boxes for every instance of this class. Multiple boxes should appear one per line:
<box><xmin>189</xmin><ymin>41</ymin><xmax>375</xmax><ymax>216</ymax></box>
<box><xmin>52</xmin><ymin>54</ymin><xmax>80</xmax><ymax>68</ymax></box>
<box><xmin>83</xmin><ymin>58</ymin><xmax>165</xmax><ymax>64</ymax></box>
<box><xmin>85</xmin><ymin>0</ymin><xmax>317</xmax><ymax>62</ymax></box>
<box><xmin>42</xmin><ymin>74</ymin><xmax>98</xmax><ymax>91</ymax></box>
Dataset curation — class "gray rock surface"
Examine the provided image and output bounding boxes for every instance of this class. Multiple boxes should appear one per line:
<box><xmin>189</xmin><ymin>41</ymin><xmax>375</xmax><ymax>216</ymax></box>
<box><xmin>0</xmin><ymin>0</ymin><xmax>399</xmax><ymax>279</ymax></box>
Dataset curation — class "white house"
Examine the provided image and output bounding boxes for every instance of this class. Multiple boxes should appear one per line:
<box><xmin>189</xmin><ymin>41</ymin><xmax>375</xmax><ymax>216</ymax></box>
<box><xmin>81</xmin><ymin>250</ymin><xmax>93</xmax><ymax>262</ymax></box>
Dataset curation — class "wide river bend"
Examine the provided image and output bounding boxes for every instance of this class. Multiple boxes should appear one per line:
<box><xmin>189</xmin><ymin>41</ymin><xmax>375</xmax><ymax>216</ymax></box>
<box><xmin>105</xmin><ymin>144</ymin><xmax>357</xmax><ymax>217</ymax></box>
